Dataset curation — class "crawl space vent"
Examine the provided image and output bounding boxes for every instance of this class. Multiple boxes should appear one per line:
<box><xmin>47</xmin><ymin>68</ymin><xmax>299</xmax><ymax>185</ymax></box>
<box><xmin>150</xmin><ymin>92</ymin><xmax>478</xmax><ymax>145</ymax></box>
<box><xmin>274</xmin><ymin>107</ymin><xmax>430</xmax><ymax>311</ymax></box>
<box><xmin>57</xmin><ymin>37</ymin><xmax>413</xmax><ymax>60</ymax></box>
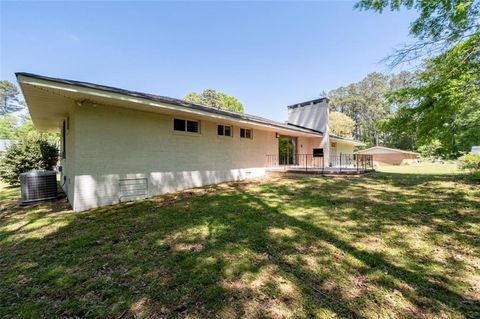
<box><xmin>119</xmin><ymin>178</ymin><xmax>148</xmax><ymax>202</ymax></box>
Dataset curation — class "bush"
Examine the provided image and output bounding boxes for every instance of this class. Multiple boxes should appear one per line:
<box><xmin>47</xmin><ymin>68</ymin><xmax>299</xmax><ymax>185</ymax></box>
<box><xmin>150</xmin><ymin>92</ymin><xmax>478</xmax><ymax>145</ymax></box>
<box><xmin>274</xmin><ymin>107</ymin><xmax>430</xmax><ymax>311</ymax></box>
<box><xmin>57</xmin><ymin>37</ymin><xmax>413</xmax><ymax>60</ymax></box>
<box><xmin>472</xmin><ymin>170</ymin><xmax>480</xmax><ymax>181</ymax></box>
<box><xmin>458</xmin><ymin>153</ymin><xmax>480</xmax><ymax>181</ymax></box>
<box><xmin>0</xmin><ymin>138</ymin><xmax>59</xmax><ymax>185</ymax></box>
<box><xmin>418</xmin><ymin>139</ymin><xmax>443</xmax><ymax>159</ymax></box>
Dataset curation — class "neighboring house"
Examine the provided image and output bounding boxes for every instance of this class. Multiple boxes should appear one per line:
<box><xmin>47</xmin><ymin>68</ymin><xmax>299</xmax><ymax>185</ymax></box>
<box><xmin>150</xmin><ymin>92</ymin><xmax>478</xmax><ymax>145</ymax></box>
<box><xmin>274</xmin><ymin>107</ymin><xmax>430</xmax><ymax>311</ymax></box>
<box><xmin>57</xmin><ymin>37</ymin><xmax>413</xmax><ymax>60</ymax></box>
<box><xmin>17</xmin><ymin>73</ymin><xmax>362</xmax><ymax>211</ymax></box>
<box><xmin>0</xmin><ymin>139</ymin><xmax>17</xmax><ymax>157</ymax></box>
<box><xmin>471</xmin><ymin>146</ymin><xmax>480</xmax><ymax>154</ymax></box>
<box><xmin>355</xmin><ymin>146</ymin><xmax>419</xmax><ymax>166</ymax></box>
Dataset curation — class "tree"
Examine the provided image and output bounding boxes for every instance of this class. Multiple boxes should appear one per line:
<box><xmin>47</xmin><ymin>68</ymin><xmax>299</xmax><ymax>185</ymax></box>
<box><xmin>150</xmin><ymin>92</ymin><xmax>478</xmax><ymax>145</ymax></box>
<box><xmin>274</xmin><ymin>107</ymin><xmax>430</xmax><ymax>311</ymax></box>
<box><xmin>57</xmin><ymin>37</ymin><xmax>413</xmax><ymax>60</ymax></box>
<box><xmin>0</xmin><ymin>115</ymin><xmax>18</xmax><ymax>139</ymax></box>
<box><xmin>0</xmin><ymin>138</ymin><xmax>58</xmax><ymax>185</ymax></box>
<box><xmin>218</xmin><ymin>92</ymin><xmax>244</xmax><ymax>113</ymax></box>
<box><xmin>184</xmin><ymin>89</ymin><xmax>244</xmax><ymax>113</ymax></box>
<box><xmin>355</xmin><ymin>0</ymin><xmax>480</xmax><ymax>65</ymax></box>
<box><xmin>357</xmin><ymin>0</ymin><xmax>480</xmax><ymax>158</ymax></box>
<box><xmin>0</xmin><ymin>114</ymin><xmax>57</xmax><ymax>142</ymax></box>
<box><xmin>329</xmin><ymin>111</ymin><xmax>355</xmax><ymax>138</ymax></box>
<box><xmin>0</xmin><ymin>80</ymin><xmax>24</xmax><ymax>114</ymax></box>
<box><xmin>417</xmin><ymin>139</ymin><xmax>443</xmax><ymax>159</ymax></box>
<box><xmin>458</xmin><ymin>153</ymin><xmax>480</xmax><ymax>180</ymax></box>
<box><xmin>328</xmin><ymin>72</ymin><xmax>416</xmax><ymax>147</ymax></box>
<box><xmin>388</xmin><ymin>34</ymin><xmax>480</xmax><ymax>157</ymax></box>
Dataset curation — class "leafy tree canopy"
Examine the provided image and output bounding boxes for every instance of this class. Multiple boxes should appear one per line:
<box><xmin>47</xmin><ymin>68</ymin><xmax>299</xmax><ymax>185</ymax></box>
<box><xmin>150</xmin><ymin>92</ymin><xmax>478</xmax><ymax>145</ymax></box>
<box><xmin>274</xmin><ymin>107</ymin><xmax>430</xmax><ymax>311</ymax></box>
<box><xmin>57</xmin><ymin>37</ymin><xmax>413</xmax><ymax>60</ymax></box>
<box><xmin>356</xmin><ymin>0</ymin><xmax>480</xmax><ymax>158</ymax></box>
<box><xmin>0</xmin><ymin>115</ymin><xmax>18</xmax><ymax>139</ymax></box>
<box><xmin>0</xmin><ymin>80</ymin><xmax>25</xmax><ymax>115</ymax></box>
<box><xmin>355</xmin><ymin>0</ymin><xmax>480</xmax><ymax>64</ymax></box>
<box><xmin>327</xmin><ymin>71</ymin><xmax>416</xmax><ymax>147</ymax></box>
<box><xmin>388</xmin><ymin>34</ymin><xmax>480</xmax><ymax>157</ymax></box>
<box><xmin>0</xmin><ymin>114</ymin><xmax>59</xmax><ymax>142</ymax></box>
<box><xmin>0</xmin><ymin>138</ymin><xmax>59</xmax><ymax>185</ymax></box>
<box><xmin>184</xmin><ymin>89</ymin><xmax>245</xmax><ymax>113</ymax></box>
<box><xmin>329</xmin><ymin>111</ymin><xmax>355</xmax><ymax>138</ymax></box>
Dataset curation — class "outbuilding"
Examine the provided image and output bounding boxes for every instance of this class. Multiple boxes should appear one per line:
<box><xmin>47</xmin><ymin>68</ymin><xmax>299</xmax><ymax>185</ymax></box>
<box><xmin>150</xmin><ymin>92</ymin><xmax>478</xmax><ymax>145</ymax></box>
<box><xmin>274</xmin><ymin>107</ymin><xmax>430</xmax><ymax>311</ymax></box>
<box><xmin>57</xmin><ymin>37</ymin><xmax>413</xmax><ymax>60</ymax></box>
<box><xmin>354</xmin><ymin>146</ymin><xmax>419</xmax><ymax>166</ymax></box>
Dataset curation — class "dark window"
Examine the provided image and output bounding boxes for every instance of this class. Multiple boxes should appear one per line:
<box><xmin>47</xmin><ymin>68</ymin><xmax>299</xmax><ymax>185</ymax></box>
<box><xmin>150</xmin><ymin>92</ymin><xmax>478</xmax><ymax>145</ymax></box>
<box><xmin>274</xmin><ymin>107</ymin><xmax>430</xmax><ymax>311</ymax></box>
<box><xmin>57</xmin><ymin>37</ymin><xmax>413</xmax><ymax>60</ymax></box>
<box><xmin>174</xmin><ymin>118</ymin><xmax>186</xmax><ymax>131</ymax></box>
<box><xmin>218</xmin><ymin>125</ymin><xmax>232</xmax><ymax>137</ymax></box>
<box><xmin>240</xmin><ymin>128</ymin><xmax>252</xmax><ymax>139</ymax></box>
<box><xmin>313</xmin><ymin>148</ymin><xmax>324</xmax><ymax>157</ymax></box>
<box><xmin>186</xmin><ymin>120</ymin><xmax>199</xmax><ymax>133</ymax></box>
<box><xmin>173</xmin><ymin>119</ymin><xmax>200</xmax><ymax>133</ymax></box>
<box><xmin>174</xmin><ymin>118</ymin><xmax>200</xmax><ymax>133</ymax></box>
<box><xmin>62</xmin><ymin>120</ymin><xmax>66</xmax><ymax>158</ymax></box>
<box><xmin>224</xmin><ymin>125</ymin><xmax>231</xmax><ymax>137</ymax></box>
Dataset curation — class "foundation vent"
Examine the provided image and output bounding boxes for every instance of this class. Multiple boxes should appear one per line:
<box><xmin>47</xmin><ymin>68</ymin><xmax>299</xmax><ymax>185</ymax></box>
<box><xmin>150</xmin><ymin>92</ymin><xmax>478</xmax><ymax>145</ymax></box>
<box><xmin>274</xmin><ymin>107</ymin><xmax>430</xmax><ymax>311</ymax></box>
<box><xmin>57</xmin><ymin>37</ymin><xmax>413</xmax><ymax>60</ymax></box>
<box><xmin>119</xmin><ymin>178</ymin><xmax>148</xmax><ymax>202</ymax></box>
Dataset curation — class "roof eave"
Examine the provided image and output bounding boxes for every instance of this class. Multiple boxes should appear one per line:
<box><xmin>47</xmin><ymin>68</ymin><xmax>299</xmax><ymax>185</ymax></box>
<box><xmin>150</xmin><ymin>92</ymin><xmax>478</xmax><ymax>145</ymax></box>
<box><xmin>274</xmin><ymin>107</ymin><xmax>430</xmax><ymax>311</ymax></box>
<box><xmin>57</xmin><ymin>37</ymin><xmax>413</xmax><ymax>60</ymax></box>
<box><xmin>354</xmin><ymin>146</ymin><xmax>419</xmax><ymax>155</ymax></box>
<box><xmin>16</xmin><ymin>73</ymin><xmax>323</xmax><ymax>137</ymax></box>
<box><xmin>330</xmin><ymin>136</ymin><xmax>365</xmax><ymax>146</ymax></box>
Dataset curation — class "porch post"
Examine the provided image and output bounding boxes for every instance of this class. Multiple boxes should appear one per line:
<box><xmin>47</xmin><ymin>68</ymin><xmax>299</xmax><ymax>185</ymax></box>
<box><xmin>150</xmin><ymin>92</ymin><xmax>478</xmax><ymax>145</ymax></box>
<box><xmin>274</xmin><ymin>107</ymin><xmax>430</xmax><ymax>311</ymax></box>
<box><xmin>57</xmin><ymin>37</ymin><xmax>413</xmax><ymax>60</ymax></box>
<box><xmin>339</xmin><ymin>153</ymin><xmax>342</xmax><ymax>172</ymax></box>
<box><xmin>320</xmin><ymin>128</ymin><xmax>330</xmax><ymax>168</ymax></box>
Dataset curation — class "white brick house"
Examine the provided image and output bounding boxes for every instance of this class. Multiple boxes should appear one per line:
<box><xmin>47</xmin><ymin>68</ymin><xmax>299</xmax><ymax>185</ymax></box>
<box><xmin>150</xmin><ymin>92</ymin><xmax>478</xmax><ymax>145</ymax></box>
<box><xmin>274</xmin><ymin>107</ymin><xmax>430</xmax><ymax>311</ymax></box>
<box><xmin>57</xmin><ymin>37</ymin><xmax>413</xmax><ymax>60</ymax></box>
<box><xmin>17</xmin><ymin>73</ymin><xmax>363</xmax><ymax>211</ymax></box>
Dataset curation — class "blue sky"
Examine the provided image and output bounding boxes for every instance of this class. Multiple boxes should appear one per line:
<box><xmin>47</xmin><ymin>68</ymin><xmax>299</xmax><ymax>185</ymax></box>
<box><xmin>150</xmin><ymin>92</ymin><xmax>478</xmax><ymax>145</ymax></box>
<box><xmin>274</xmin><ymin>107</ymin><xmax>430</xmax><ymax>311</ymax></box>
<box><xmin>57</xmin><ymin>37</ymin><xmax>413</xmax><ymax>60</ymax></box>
<box><xmin>1</xmin><ymin>1</ymin><xmax>417</xmax><ymax>121</ymax></box>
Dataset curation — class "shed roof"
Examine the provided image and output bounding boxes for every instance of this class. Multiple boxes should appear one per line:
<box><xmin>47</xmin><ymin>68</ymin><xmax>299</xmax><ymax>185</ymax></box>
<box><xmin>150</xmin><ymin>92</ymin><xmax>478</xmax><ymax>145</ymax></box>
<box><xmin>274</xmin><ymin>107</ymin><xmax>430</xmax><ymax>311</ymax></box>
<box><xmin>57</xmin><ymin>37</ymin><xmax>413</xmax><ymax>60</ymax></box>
<box><xmin>354</xmin><ymin>146</ymin><xmax>419</xmax><ymax>155</ymax></box>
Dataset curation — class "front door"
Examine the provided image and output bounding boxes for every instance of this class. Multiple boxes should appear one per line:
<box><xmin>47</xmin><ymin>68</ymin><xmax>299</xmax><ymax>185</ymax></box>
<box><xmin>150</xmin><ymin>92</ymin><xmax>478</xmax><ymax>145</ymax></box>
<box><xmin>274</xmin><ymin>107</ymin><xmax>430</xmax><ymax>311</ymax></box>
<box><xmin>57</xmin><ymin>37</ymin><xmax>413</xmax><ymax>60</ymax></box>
<box><xmin>279</xmin><ymin>137</ymin><xmax>296</xmax><ymax>165</ymax></box>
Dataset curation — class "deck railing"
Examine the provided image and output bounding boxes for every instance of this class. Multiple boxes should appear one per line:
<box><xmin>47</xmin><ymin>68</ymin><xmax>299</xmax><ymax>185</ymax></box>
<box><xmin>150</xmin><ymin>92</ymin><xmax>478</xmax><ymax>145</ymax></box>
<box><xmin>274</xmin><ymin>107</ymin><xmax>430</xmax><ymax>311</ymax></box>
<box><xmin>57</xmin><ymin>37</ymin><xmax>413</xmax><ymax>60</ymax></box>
<box><xmin>266</xmin><ymin>153</ymin><xmax>373</xmax><ymax>173</ymax></box>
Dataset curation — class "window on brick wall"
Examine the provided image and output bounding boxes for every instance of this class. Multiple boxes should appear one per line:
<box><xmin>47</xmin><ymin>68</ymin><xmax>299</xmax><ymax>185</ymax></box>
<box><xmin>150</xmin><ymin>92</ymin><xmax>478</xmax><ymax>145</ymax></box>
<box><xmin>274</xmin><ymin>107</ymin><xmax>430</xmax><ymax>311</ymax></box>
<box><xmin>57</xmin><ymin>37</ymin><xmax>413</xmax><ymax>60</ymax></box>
<box><xmin>217</xmin><ymin>125</ymin><xmax>232</xmax><ymax>137</ymax></box>
<box><xmin>61</xmin><ymin>120</ymin><xmax>66</xmax><ymax>158</ymax></box>
<box><xmin>240</xmin><ymin>128</ymin><xmax>252</xmax><ymax>139</ymax></box>
<box><xmin>173</xmin><ymin>118</ymin><xmax>200</xmax><ymax>133</ymax></box>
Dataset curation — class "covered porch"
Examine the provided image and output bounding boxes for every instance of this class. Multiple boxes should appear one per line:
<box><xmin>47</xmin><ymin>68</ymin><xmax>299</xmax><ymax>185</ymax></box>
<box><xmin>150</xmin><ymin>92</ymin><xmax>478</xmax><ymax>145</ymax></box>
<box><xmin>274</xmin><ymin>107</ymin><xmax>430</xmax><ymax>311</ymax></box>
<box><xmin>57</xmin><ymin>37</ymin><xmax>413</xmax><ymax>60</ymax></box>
<box><xmin>267</xmin><ymin>134</ymin><xmax>372</xmax><ymax>174</ymax></box>
<box><xmin>265</xmin><ymin>153</ymin><xmax>374</xmax><ymax>174</ymax></box>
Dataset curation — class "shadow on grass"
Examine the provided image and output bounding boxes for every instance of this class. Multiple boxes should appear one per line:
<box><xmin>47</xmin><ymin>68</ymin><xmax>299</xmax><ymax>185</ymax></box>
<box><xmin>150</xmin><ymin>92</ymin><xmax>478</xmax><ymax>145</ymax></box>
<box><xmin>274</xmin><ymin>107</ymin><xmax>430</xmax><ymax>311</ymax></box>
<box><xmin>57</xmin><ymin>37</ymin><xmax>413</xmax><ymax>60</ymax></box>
<box><xmin>1</xmin><ymin>173</ymin><xmax>479</xmax><ymax>318</ymax></box>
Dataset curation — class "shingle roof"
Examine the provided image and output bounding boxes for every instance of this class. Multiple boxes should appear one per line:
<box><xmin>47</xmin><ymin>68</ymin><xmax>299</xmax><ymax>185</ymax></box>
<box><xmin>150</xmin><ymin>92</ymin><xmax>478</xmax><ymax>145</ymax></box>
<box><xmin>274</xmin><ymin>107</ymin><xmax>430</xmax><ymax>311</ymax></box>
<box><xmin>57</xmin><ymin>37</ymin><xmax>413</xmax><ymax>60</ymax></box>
<box><xmin>16</xmin><ymin>72</ymin><xmax>322</xmax><ymax>136</ymax></box>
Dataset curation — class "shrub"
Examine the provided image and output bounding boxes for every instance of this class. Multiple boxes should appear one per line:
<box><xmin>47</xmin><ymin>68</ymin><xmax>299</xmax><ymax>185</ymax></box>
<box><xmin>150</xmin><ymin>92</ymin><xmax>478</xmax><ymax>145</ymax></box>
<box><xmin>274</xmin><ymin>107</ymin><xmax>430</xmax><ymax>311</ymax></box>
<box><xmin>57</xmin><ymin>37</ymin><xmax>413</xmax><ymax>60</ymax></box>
<box><xmin>473</xmin><ymin>170</ymin><xmax>480</xmax><ymax>181</ymax></box>
<box><xmin>0</xmin><ymin>138</ymin><xmax>59</xmax><ymax>185</ymax></box>
<box><xmin>418</xmin><ymin>139</ymin><xmax>443</xmax><ymax>159</ymax></box>
<box><xmin>458</xmin><ymin>153</ymin><xmax>480</xmax><ymax>181</ymax></box>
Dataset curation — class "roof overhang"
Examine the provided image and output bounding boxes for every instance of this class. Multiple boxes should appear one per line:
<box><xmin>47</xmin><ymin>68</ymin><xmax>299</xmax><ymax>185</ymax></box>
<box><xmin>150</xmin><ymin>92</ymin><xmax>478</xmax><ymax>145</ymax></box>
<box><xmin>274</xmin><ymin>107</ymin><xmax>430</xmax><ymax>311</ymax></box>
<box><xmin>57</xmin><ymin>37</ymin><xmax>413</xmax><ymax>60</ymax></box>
<box><xmin>16</xmin><ymin>73</ymin><xmax>323</xmax><ymax>138</ymax></box>
<box><xmin>354</xmin><ymin>146</ymin><xmax>419</xmax><ymax>155</ymax></box>
<box><xmin>330</xmin><ymin>136</ymin><xmax>365</xmax><ymax>146</ymax></box>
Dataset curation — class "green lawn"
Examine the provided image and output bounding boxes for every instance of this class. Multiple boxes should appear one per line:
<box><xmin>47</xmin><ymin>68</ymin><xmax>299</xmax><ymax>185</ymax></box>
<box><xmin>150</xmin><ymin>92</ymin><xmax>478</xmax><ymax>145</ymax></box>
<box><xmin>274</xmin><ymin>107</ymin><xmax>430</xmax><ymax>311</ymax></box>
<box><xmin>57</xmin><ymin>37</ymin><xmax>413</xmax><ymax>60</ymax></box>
<box><xmin>377</xmin><ymin>162</ymin><xmax>460</xmax><ymax>175</ymax></box>
<box><xmin>1</xmin><ymin>164</ymin><xmax>479</xmax><ymax>318</ymax></box>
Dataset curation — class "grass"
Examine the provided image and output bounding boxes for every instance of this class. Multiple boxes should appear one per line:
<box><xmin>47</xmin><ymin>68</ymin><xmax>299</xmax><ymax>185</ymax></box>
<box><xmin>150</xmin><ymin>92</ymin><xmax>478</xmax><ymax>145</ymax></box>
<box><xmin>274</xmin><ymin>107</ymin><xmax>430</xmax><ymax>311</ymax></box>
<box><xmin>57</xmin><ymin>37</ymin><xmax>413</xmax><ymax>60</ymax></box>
<box><xmin>377</xmin><ymin>162</ymin><xmax>460</xmax><ymax>175</ymax></box>
<box><xmin>0</xmin><ymin>163</ymin><xmax>479</xmax><ymax>318</ymax></box>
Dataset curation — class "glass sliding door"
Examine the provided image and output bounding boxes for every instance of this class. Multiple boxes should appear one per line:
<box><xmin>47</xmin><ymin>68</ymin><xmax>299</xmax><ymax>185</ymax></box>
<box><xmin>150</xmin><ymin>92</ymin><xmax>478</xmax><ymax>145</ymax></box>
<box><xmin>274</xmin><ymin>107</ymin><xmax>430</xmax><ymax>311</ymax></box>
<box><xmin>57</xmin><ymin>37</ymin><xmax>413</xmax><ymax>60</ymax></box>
<box><xmin>278</xmin><ymin>137</ymin><xmax>296</xmax><ymax>165</ymax></box>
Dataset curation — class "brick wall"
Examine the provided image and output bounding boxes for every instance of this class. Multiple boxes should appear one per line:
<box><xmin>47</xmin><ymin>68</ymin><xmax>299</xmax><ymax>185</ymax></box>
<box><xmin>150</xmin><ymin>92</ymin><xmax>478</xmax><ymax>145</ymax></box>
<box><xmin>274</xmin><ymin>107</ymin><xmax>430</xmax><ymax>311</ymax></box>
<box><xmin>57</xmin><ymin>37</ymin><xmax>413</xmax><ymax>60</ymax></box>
<box><xmin>68</xmin><ymin>103</ymin><xmax>279</xmax><ymax>211</ymax></box>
